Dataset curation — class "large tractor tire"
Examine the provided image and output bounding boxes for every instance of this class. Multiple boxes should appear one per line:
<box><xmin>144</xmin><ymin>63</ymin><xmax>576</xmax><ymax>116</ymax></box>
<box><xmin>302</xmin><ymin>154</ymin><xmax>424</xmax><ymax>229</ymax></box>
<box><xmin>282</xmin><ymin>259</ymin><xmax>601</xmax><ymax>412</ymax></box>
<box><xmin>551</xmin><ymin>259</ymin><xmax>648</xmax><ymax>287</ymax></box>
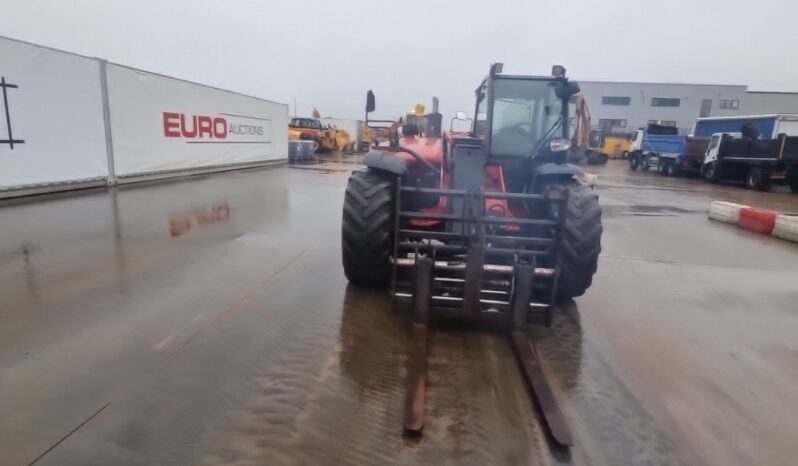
<box><xmin>341</xmin><ymin>169</ymin><xmax>396</xmax><ymax>287</ymax></box>
<box><xmin>557</xmin><ymin>182</ymin><xmax>602</xmax><ymax>299</ymax></box>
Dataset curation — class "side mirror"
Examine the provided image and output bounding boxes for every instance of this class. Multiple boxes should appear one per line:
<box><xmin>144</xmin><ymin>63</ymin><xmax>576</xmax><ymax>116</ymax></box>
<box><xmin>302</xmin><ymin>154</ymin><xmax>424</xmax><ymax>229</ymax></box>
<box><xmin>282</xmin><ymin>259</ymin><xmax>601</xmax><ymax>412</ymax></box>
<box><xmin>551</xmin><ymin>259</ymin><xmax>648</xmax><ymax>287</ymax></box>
<box><xmin>366</xmin><ymin>90</ymin><xmax>376</xmax><ymax>113</ymax></box>
<box><xmin>555</xmin><ymin>81</ymin><xmax>581</xmax><ymax>99</ymax></box>
<box><xmin>450</xmin><ymin>111</ymin><xmax>473</xmax><ymax>133</ymax></box>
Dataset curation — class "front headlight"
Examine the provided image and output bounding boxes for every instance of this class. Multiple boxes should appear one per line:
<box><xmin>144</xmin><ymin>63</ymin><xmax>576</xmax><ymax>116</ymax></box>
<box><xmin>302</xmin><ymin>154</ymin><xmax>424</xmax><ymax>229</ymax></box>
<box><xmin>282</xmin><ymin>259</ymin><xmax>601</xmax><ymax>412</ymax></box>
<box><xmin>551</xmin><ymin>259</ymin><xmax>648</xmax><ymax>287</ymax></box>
<box><xmin>549</xmin><ymin>138</ymin><xmax>572</xmax><ymax>152</ymax></box>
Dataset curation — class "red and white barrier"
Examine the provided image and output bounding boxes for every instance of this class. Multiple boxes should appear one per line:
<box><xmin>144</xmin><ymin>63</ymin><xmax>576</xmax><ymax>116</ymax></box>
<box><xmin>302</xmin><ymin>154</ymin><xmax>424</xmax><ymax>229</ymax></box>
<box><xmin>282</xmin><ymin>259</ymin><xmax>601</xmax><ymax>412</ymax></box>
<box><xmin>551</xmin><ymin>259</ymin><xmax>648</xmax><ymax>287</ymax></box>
<box><xmin>708</xmin><ymin>201</ymin><xmax>749</xmax><ymax>224</ymax></box>
<box><xmin>738</xmin><ymin>207</ymin><xmax>779</xmax><ymax>234</ymax></box>
<box><xmin>773</xmin><ymin>215</ymin><xmax>798</xmax><ymax>242</ymax></box>
<box><xmin>709</xmin><ymin>201</ymin><xmax>798</xmax><ymax>244</ymax></box>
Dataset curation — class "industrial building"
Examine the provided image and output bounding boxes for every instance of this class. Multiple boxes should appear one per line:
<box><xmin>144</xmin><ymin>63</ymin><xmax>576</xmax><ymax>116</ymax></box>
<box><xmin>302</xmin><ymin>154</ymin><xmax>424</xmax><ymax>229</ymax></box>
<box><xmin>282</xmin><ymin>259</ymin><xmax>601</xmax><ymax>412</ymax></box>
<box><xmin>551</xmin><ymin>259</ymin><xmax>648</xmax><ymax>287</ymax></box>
<box><xmin>574</xmin><ymin>80</ymin><xmax>798</xmax><ymax>135</ymax></box>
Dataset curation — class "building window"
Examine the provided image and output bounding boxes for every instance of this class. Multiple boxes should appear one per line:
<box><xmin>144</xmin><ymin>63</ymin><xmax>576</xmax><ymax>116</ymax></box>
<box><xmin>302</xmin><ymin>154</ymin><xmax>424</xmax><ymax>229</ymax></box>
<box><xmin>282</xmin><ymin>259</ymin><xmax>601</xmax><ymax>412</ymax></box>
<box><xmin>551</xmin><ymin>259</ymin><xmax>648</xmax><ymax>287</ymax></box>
<box><xmin>651</xmin><ymin>97</ymin><xmax>681</xmax><ymax>107</ymax></box>
<box><xmin>598</xmin><ymin>118</ymin><xmax>627</xmax><ymax>132</ymax></box>
<box><xmin>719</xmin><ymin>100</ymin><xmax>740</xmax><ymax>109</ymax></box>
<box><xmin>648</xmin><ymin>120</ymin><xmax>677</xmax><ymax>127</ymax></box>
<box><xmin>602</xmin><ymin>96</ymin><xmax>631</xmax><ymax>106</ymax></box>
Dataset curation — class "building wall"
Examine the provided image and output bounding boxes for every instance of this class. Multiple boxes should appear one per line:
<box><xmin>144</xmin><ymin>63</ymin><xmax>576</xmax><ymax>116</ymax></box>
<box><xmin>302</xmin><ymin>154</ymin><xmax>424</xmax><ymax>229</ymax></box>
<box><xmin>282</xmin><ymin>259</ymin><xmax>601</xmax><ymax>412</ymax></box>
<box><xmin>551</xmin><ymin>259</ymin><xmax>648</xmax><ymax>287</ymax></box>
<box><xmin>743</xmin><ymin>92</ymin><xmax>798</xmax><ymax>115</ymax></box>
<box><xmin>575</xmin><ymin>81</ymin><xmax>748</xmax><ymax>135</ymax></box>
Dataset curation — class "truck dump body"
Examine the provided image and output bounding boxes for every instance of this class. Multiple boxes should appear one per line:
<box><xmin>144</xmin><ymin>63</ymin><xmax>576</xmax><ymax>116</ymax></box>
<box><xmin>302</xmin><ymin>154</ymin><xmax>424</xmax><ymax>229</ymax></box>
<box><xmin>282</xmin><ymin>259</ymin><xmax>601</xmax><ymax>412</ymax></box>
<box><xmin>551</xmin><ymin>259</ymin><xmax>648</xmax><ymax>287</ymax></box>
<box><xmin>784</xmin><ymin>137</ymin><xmax>798</xmax><ymax>161</ymax></box>
<box><xmin>678</xmin><ymin>137</ymin><xmax>710</xmax><ymax>171</ymax></box>
<box><xmin>686</xmin><ymin>137</ymin><xmax>710</xmax><ymax>158</ymax></box>
<box><xmin>719</xmin><ymin>134</ymin><xmax>798</xmax><ymax>161</ymax></box>
<box><xmin>695</xmin><ymin>118</ymin><xmax>777</xmax><ymax>138</ymax></box>
<box><xmin>644</xmin><ymin>134</ymin><xmax>686</xmax><ymax>156</ymax></box>
<box><xmin>694</xmin><ymin>114</ymin><xmax>798</xmax><ymax>139</ymax></box>
<box><xmin>628</xmin><ymin>127</ymin><xmax>691</xmax><ymax>175</ymax></box>
<box><xmin>707</xmin><ymin>133</ymin><xmax>798</xmax><ymax>190</ymax></box>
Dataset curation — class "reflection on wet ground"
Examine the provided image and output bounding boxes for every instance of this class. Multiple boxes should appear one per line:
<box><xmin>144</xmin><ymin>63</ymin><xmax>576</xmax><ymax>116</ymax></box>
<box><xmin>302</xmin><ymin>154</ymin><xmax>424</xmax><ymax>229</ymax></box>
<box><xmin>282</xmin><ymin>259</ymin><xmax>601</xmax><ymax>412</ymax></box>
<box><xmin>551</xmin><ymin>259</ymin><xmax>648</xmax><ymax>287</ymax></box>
<box><xmin>288</xmin><ymin>153</ymin><xmax>362</xmax><ymax>174</ymax></box>
<box><xmin>601</xmin><ymin>204</ymin><xmax>702</xmax><ymax>218</ymax></box>
<box><xmin>169</xmin><ymin>201</ymin><xmax>231</xmax><ymax>237</ymax></box>
<box><xmin>1</xmin><ymin>158</ymin><xmax>797</xmax><ymax>465</ymax></box>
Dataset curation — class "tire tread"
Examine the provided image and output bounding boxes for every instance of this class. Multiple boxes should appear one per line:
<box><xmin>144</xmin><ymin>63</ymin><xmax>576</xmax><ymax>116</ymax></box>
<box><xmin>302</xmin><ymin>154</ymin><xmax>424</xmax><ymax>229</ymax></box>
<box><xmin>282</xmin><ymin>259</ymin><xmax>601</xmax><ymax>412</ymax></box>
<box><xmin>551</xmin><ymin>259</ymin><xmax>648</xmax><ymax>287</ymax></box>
<box><xmin>342</xmin><ymin>170</ymin><xmax>395</xmax><ymax>287</ymax></box>
<box><xmin>558</xmin><ymin>183</ymin><xmax>603</xmax><ymax>298</ymax></box>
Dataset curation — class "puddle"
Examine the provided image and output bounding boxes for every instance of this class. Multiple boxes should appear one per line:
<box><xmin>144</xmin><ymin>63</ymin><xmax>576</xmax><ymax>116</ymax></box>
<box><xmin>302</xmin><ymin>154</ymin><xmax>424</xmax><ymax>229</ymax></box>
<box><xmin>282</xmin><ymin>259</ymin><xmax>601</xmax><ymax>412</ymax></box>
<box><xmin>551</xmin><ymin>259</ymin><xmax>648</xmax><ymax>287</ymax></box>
<box><xmin>289</xmin><ymin>158</ymin><xmax>322</xmax><ymax>166</ymax></box>
<box><xmin>288</xmin><ymin>166</ymin><xmax>346</xmax><ymax>174</ymax></box>
<box><xmin>603</xmin><ymin>205</ymin><xmax>704</xmax><ymax>218</ymax></box>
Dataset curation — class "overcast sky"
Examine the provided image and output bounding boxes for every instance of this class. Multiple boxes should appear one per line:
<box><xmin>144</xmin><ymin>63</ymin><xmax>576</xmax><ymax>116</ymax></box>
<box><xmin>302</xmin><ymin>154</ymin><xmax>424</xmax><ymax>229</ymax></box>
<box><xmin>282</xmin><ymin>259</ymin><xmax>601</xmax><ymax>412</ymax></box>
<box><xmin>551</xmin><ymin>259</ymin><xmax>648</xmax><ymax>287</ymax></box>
<box><xmin>2</xmin><ymin>0</ymin><xmax>796</xmax><ymax>119</ymax></box>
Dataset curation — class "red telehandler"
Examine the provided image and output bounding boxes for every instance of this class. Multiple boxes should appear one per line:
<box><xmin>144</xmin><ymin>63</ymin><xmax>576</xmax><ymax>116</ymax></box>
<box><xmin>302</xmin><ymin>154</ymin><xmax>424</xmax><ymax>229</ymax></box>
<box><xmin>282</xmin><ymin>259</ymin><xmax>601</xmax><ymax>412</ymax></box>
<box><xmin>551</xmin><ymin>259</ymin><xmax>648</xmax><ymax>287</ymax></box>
<box><xmin>341</xmin><ymin>64</ymin><xmax>602</xmax><ymax>446</ymax></box>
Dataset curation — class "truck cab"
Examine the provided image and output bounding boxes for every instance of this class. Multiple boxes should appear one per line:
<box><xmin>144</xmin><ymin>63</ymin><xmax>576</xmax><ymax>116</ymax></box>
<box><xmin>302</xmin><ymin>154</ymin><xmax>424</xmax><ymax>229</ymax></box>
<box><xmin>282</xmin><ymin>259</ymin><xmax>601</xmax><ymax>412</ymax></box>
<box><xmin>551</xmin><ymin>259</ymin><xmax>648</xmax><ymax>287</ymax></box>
<box><xmin>289</xmin><ymin>117</ymin><xmax>324</xmax><ymax>139</ymax></box>
<box><xmin>629</xmin><ymin>129</ymin><xmax>644</xmax><ymax>153</ymax></box>
<box><xmin>702</xmin><ymin>132</ymin><xmax>741</xmax><ymax>165</ymax></box>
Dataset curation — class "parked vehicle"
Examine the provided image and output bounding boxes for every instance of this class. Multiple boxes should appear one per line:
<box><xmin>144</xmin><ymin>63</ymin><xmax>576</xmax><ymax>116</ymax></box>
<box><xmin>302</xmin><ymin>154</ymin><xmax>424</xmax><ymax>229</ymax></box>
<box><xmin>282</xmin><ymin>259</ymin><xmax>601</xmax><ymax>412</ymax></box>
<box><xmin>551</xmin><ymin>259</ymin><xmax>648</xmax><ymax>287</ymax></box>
<box><xmin>674</xmin><ymin>137</ymin><xmax>712</xmax><ymax>174</ymax></box>
<box><xmin>289</xmin><ymin>117</ymin><xmax>325</xmax><ymax>152</ymax></box>
<box><xmin>693</xmin><ymin>114</ymin><xmax>798</xmax><ymax>139</ymax></box>
<box><xmin>289</xmin><ymin>117</ymin><xmax>355</xmax><ymax>153</ymax></box>
<box><xmin>568</xmin><ymin>94</ymin><xmax>611</xmax><ymax>165</ymax></box>
<box><xmin>604</xmin><ymin>134</ymin><xmax>633</xmax><ymax>159</ymax></box>
<box><xmin>701</xmin><ymin>132</ymin><xmax>798</xmax><ymax>191</ymax></box>
<box><xmin>627</xmin><ymin>124</ymin><xmax>687</xmax><ymax>175</ymax></box>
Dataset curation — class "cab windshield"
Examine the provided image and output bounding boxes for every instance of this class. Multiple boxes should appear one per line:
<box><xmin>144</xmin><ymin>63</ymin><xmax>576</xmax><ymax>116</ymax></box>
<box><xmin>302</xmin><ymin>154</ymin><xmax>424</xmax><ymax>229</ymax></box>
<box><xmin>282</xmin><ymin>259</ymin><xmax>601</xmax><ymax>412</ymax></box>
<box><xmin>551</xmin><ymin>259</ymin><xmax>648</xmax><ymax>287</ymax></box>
<box><xmin>490</xmin><ymin>78</ymin><xmax>563</xmax><ymax>157</ymax></box>
<box><xmin>290</xmin><ymin>118</ymin><xmax>322</xmax><ymax>130</ymax></box>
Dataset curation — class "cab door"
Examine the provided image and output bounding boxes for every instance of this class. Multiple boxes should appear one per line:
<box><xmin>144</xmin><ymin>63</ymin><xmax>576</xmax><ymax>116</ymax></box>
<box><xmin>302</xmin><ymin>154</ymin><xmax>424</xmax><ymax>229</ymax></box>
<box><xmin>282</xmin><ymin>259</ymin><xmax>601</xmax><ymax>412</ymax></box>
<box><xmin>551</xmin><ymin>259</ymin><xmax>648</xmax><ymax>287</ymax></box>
<box><xmin>704</xmin><ymin>134</ymin><xmax>721</xmax><ymax>164</ymax></box>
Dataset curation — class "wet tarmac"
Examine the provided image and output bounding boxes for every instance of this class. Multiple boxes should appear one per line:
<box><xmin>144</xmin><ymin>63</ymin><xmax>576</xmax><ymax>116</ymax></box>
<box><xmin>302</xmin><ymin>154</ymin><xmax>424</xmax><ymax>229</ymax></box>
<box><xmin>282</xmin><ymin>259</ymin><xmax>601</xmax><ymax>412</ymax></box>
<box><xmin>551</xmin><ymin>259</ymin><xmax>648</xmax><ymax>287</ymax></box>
<box><xmin>1</xmin><ymin>156</ymin><xmax>797</xmax><ymax>465</ymax></box>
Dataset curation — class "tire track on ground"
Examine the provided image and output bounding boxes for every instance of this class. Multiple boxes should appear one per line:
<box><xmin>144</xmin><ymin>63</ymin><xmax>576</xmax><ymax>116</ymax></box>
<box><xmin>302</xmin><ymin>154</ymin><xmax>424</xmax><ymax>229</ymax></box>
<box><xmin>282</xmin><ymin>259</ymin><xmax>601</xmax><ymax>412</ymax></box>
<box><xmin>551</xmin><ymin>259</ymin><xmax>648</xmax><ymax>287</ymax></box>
<box><xmin>533</xmin><ymin>304</ymin><xmax>701</xmax><ymax>466</ymax></box>
<box><xmin>201</xmin><ymin>283</ymin><xmax>564</xmax><ymax>465</ymax></box>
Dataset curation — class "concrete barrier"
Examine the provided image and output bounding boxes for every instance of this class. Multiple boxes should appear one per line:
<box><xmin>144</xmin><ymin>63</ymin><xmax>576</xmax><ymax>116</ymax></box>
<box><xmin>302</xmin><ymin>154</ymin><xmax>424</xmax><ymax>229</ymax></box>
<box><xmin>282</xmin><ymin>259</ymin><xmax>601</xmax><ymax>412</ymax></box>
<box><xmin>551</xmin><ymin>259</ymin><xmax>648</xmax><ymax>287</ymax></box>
<box><xmin>773</xmin><ymin>215</ymin><xmax>798</xmax><ymax>243</ymax></box>
<box><xmin>738</xmin><ymin>207</ymin><xmax>779</xmax><ymax>234</ymax></box>
<box><xmin>708</xmin><ymin>201</ymin><xmax>749</xmax><ymax>224</ymax></box>
<box><xmin>708</xmin><ymin>200</ymin><xmax>798</xmax><ymax>246</ymax></box>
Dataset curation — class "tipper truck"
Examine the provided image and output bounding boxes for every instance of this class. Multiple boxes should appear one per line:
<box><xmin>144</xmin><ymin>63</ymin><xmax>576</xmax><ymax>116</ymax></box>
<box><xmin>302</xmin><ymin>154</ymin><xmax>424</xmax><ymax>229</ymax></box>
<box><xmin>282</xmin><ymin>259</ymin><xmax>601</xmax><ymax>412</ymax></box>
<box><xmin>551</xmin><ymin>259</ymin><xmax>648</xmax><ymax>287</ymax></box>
<box><xmin>701</xmin><ymin>131</ymin><xmax>798</xmax><ymax>191</ymax></box>
<box><xmin>697</xmin><ymin>114</ymin><xmax>798</xmax><ymax>190</ymax></box>
<box><xmin>627</xmin><ymin>124</ymin><xmax>688</xmax><ymax>176</ymax></box>
<box><xmin>692</xmin><ymin>114</ymin><xmax>798</xmax><ymax>139</ymax></box>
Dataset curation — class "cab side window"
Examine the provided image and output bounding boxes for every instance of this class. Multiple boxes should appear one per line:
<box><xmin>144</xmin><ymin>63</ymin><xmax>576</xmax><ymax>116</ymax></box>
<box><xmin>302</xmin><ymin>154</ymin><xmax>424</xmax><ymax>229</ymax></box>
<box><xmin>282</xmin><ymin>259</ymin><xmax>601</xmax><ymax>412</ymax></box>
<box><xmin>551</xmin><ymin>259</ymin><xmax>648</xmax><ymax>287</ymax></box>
<box><xmin>474</xmin><ymin>85</ymin><xmax>488</xmax><ymax>138</ymax></box>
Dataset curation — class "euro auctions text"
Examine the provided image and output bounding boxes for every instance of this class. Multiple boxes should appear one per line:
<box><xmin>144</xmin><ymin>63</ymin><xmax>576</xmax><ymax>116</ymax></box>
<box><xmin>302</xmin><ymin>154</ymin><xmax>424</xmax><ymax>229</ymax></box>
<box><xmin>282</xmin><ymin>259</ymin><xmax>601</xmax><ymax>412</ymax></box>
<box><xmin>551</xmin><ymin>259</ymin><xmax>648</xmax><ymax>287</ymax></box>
<box><xmin>163</xmin><ymin>112</ymin><xmax>264</xmax><ymax>139</ymax></box>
